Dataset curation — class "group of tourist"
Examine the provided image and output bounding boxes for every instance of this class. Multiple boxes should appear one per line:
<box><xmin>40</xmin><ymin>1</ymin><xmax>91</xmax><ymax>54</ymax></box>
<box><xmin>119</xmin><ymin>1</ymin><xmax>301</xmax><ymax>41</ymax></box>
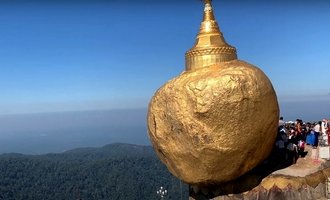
<box><xmin>275</xmin><ymin>117</ymin><xmax>330</xmax><ymax>165</ymax></box>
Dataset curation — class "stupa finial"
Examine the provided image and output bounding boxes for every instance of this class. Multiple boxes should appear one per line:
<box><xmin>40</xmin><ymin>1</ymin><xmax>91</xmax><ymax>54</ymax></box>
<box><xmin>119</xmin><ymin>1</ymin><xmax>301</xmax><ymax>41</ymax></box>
<box><xmin>185</xmin><ymin>0</ymin><xmax>237</xmax><ymax>71</ymax></box>
<box><xmin>202</xmin><ymin>0</ymin><xmax>216</xmax><ymax>28</ymax></box>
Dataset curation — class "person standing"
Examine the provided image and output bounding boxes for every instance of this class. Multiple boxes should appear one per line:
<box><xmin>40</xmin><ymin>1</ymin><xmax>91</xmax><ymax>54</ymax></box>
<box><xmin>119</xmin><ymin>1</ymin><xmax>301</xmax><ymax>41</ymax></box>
<box><xmin>327</xmin><ymin>119</ymin><xmax>330</xmax><ymax>144</ymax></box>
<box><xmin>314</xmin><ymin>121</ymin><xmax>321</xmax><ymax>147</ymax></box>
<box><xmin>279</xmin><ymin>116</ymin><xmax>285</xmax><ymax>128</ymax></box>
<box><xmin>321</xmin><ymin>119</ymin><xmax>328</xmax><ymax>145</ymax></box>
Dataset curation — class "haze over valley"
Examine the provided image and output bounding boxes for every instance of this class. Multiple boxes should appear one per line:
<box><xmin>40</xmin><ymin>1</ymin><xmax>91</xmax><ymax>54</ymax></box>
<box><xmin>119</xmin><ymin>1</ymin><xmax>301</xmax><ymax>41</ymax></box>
<box><xmin>0</xmin><ymin>109</ymin><xmax>149</xmax><ymax>154</ymax></box>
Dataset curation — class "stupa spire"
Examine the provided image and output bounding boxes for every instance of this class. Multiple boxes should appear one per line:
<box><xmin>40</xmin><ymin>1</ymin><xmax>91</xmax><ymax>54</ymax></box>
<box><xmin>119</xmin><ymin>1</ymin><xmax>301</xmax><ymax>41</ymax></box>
<box><xmin>185</xmin><ymin>0</ymin><xmax>237</xmax><ymax>71</ymax></box>
<box><xmin>200</xmin><ymin>0</ymin><xmax>217</xmax><ymax>33</ymax></box>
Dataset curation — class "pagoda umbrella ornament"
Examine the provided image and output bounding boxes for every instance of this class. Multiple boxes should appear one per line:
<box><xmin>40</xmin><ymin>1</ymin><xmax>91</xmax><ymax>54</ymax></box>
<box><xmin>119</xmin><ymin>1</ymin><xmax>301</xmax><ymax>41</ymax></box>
<box><xmin>147</xmin><ymin>0</ymin><xmax>279</xmax><ymax>186</ymax></box>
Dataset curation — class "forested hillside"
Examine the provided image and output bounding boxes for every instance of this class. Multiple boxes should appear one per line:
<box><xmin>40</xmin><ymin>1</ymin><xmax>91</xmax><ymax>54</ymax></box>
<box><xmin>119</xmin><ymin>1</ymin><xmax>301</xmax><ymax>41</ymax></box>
<box><xmin>0</xmin><ymin>143</ymin><xmax>188</xmax><ymax>200</ymax></box>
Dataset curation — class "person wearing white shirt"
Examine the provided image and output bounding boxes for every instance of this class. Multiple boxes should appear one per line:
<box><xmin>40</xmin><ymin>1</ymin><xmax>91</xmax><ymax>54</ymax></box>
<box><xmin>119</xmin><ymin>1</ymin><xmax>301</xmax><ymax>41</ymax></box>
<box><xmin>321</xmin><ymin>119</ymin><xmax>328</xmax><ymax>145</ymax></box>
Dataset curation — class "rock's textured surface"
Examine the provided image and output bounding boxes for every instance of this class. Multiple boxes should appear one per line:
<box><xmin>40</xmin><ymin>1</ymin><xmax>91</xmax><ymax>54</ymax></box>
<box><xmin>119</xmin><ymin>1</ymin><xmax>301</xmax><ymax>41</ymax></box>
<box><xmin>147</xmin><ymin>60</ymin><xmax>279</xmax><ymax>185</ymax></box>
<box><xmin>147</xmin><ymin>0</ymin><xmax>279</xmax><ymax>186</ymax></box>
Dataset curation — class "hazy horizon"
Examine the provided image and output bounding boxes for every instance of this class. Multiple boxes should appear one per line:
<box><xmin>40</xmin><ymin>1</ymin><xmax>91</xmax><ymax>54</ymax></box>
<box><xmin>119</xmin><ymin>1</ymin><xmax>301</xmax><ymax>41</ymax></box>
<box><xmin>0</xmin><ymin>103</ymin><xmax>329</xmax><ymax>154</ymax></box>
<box><xmin>0</xmin><ymin>108</ymin><xmax>149</xmax><ymax>154</ymax></box>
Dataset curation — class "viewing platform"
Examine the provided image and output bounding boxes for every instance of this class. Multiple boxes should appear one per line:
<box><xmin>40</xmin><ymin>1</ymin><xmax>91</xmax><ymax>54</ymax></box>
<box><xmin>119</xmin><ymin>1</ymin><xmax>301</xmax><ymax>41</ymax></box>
<box><xmin>190</xmin><ymin>145</ymin><xmax>330</xmax><ymax>200</ymax></box>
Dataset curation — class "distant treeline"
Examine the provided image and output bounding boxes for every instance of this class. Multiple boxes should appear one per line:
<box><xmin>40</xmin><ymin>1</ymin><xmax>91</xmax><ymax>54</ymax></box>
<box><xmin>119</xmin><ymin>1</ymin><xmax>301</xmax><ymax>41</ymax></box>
<box><xmin>0</xmin><ymin>143</ymin><xmax>188</xmax><ymax>200</ymax></box>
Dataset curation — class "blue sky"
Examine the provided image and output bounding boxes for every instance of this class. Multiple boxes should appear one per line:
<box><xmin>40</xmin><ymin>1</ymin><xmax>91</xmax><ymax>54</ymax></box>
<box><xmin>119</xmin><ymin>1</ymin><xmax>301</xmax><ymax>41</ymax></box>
<box><xmin>0</xmin><ymin>0</ymin><xmax>329</xmax><ymax>120</ymax></box>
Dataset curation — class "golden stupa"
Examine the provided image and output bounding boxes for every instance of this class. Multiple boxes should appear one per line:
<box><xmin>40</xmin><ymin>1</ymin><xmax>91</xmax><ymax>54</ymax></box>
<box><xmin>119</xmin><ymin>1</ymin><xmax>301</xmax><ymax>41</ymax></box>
<box><xmin>147</xmin><ymin>0</ymin><xmax>279</xmax><ymax>186</ymax></box>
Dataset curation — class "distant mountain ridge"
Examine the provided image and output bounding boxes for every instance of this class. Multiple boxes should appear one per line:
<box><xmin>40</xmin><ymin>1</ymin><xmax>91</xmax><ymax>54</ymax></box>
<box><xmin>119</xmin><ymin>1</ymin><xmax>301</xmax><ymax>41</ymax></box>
<box><xmin>63</xmin><ymin>143</ymin><xmax>155</xmax><ymax>158</ymax></box>
<box><xmin>0</xmin><ymin>143</ymin><xmax>187</xmax><ymax>200</ymax></box>
<box><xmin>0</xmin><ymin>109</ymin><xmax>149</xmax><ymax>154</ymax></box>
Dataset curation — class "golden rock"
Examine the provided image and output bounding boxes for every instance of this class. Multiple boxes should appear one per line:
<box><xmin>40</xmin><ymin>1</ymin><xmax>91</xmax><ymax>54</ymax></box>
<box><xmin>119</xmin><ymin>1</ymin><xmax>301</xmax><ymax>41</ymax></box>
<box><xmin>147</xmin><ymin>0</ymin><xmax>279</xmax><ymax>185</ymax></box>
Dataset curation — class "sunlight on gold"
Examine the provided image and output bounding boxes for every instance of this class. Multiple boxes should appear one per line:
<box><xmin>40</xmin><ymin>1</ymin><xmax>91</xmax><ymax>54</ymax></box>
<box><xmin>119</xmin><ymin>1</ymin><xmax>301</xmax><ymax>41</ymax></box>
<box><xmin>147</xmin><ymin>0</ymin><xmax>279</xmax><ymax>185</ymax></box>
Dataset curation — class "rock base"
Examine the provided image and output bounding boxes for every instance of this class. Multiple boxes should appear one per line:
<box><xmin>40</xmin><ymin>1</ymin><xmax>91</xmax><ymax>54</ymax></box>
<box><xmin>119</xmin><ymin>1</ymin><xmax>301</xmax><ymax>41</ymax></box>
<box><xmin>189</xmin><ymin>146</ymin><xmax>330</xmax><ymax>200</ymax></box>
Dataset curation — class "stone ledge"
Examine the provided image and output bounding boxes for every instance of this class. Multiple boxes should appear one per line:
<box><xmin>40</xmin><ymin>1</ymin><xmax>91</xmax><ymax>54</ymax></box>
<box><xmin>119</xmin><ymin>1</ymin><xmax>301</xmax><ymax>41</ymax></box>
<box><xmin>190</xmin><ymin>146</ymin><xmax>330</xmax><ymax>200</ymax></box>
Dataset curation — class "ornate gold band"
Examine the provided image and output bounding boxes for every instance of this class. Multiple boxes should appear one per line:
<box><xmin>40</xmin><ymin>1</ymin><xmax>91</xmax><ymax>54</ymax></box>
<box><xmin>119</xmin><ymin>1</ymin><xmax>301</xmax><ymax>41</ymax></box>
<box><xmin>185</xmin><ymin>47</ymin><xmax>237</xmax><ymax>70</ymax></box>
<box><xmin>185</xmin><ymin>46</ymin><xmax>236</xmax><ymax>57</ymax></box>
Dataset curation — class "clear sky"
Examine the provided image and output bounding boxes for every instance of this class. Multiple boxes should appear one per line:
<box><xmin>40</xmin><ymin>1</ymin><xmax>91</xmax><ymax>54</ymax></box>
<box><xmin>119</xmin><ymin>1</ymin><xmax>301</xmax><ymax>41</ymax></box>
<box><xmin>0</xmin><ymin>0</ymin><xmax>329</xmax><ymax>120</ymax></box>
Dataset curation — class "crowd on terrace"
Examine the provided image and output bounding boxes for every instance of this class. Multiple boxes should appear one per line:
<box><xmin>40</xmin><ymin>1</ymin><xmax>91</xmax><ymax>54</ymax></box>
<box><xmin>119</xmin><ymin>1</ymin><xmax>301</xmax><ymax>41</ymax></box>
<box><xmin>275</xmin><ymin>117</ymin><xmax>330</xmax><ymax>164</ymax></box>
